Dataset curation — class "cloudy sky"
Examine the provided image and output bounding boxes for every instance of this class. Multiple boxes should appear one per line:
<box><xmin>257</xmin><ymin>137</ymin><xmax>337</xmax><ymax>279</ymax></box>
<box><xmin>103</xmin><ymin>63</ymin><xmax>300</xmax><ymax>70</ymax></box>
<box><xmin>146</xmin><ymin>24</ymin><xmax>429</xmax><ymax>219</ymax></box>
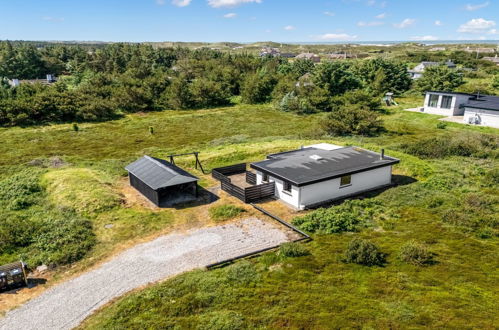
<box><xmin>1</xmin><ymin>0</ymin><xmax>498</xmax><ymax>42</ymax></box>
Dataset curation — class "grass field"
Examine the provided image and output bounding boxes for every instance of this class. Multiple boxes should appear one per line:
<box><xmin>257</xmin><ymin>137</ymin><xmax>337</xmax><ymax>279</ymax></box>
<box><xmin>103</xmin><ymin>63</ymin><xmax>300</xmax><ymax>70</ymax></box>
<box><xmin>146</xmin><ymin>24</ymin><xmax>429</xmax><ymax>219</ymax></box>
<box><xmin>1</xmin><ymin>99</ymin><xmax>498</xmax><ymax>328</ymax></box>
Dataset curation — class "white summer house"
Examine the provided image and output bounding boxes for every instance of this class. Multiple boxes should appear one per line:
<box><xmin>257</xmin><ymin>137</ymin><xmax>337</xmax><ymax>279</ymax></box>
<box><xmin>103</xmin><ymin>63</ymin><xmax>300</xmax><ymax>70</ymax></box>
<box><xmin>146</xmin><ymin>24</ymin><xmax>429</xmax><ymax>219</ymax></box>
<box><xmin>250</xmin><ymin>144</ymin><xmax>399</xmax><ymax>210</ymax></box>
<box><xmin>423</xmin><ymin>91</ymin><xmax>499</xmax><ymax>128</ymax></box>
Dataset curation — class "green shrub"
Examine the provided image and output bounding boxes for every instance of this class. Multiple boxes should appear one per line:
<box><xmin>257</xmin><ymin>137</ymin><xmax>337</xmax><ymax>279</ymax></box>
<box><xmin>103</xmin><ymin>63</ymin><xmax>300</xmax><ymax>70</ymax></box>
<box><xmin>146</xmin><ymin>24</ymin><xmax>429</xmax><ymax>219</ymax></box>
<box><xmin>25</xmin><ymin>214</ymin><xmax>96</xmax><ymax>266</ymax></box>
<box><xmin>0</xmin><ymin>169</ymin><xmax>42</xmax><ymax>210</ymax></box>
<box><xmin>226</xmin><ymin>261</ymin><xmax>260</xmax><ymax>285</ymax></box>
<box><xmin>0</xmin><ymin>210</ymin><xmax>96</xmax><ymax>267</ymax></box>
<box><xmin>398</xmin><ymin>240</ymin><xmax>433</xmax><ymax>266</ymax></box>
<box><xmin>278</xmin><ymin>242</ymin><xmax>310</xmax><ymax>257</ymax></box>
<box><xmin>343</xmin><ymin>238</ymin><xmax>385</xmax><ymax>266</ymax></box>
<box><xmin>320</xmin><ymin>105</ymin><xmax>384</xmax><ymax>136</ymax></box>
<box><xmin>483</xmin><ymin>168</ymin><xmax>499</xmax><ymax>187</ymax></box>
<box><xmin>292</xmin><ymin>199</ymin><xmax>385</xmax><ymax>234</ymax></box>
<box><xmin>476</xmin><ymin>227</ymin><xmax>494</xmax><ymax>239</ymax></box>
<box><xmin>436</xmin><ymin>122</ymin><xmax>447</xmax><ymax>129</ymax></box>
<box><xmin>399</xmin><ymin>132</ymin><xmax>499</xmax><ymax>159</ymax></box>
<box><xmin>209</xmin><ymin>204</ymin><xmax>245</xmax><ymax>222</ymax></box>
<box><xmin>415</xmin><ymin>65</ymin><xmax>464</xmax><ymax>92</ymax></box>
<box><xmin>42</xmin><ymin>168</ymin><xmax>121</xmax><ymax>215</ymax></box>
<box><xmin>197</xmin><ymin>311</ymin><xmax>246</xmax><ymax>330</ymax></box>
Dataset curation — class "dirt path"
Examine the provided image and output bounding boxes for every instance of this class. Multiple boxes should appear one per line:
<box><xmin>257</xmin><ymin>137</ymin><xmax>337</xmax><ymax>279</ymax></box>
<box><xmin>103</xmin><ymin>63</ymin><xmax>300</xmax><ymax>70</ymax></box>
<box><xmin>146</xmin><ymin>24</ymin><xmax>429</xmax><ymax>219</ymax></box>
<box><xmin>0</xmin><ymin>217</ymin><xmax>294</xmax><ymax>330</ymax></box>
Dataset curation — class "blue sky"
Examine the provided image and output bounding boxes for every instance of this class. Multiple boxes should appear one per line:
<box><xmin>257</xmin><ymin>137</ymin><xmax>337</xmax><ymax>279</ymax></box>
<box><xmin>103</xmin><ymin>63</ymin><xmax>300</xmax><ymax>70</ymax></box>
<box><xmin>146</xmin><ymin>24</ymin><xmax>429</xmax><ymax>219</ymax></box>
<box><xmin>1</xmin><ymin>0</ymin><xmax>498</xmax><ymax>42</ymax></box>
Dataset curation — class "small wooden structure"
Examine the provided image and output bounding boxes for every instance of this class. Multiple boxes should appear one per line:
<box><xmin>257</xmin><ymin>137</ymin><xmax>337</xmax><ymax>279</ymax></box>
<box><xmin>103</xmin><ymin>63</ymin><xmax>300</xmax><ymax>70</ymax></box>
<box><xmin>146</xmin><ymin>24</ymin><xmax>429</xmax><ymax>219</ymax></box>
<box><xmin>167</xmin><ymin>152</ymin><xmax>206</xmax><ymax>174</ymax></box>
<box><xmin>0</xmin><ymin>261</ymin><xmax>28</xmax><ymax>292</ymax></box>
<box><xmin>125</xmin><ymin>156</ymin><xmax>199</xmax><ymax>207</ymax></box>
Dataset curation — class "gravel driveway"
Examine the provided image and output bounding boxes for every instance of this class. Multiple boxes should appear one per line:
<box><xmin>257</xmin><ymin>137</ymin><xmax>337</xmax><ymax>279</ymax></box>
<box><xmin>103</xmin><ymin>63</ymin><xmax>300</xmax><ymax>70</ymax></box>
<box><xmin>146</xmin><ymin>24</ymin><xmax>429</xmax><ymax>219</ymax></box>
<box><xmin>0</xmin><ymin>217</ymin><xmax>294</xmax><ymax>330</ymax></box>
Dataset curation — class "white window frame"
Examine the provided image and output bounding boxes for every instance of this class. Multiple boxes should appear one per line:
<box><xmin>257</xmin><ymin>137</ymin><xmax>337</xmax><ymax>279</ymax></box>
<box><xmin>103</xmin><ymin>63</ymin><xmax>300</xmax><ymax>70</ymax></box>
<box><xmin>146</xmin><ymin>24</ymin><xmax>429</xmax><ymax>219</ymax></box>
<box><xmin>428</xmin><ymin>94</ymin><xmax>439</xmax><ymax>107</ymax></box>
<box><xmin>441</xmin><ymin>95</ymin><xmax>453</xmax><ymax>109</ymax></box>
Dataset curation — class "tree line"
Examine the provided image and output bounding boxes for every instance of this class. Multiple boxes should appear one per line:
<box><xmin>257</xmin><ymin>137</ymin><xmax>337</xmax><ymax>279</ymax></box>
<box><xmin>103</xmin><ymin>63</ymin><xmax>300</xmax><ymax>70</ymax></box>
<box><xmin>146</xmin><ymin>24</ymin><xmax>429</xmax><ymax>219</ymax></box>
<box><xmin>0</xmin><ymin>40</ymin><xmax>489</xmax><ymax>128</ymax></box>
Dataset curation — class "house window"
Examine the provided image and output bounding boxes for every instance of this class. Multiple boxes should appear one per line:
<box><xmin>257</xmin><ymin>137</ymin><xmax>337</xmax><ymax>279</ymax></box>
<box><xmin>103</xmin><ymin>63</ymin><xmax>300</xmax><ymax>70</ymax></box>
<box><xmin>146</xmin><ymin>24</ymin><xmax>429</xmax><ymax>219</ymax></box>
<box><xmin>340</xmin><ymin>175</ymin><xmax>351</xmax><ymax>187</ymax></box>
<box><xmin>283</xmin><ymin>181</ymin><xmax>292</xmax><ymax>193</ymax></box>
<box><xmin>441</xmin><ymin>95</ymin><xmax>453</xmax><ymax>109</ymax></box>
<box><xmin>262</xmin><ymin>173</ymin><xmax>269</xmax><ymax>182</ymax></box>
<box><xmin>428</xmin><ymin>94</ymin><xmax>439</xmax><ymax>107</ymax></box>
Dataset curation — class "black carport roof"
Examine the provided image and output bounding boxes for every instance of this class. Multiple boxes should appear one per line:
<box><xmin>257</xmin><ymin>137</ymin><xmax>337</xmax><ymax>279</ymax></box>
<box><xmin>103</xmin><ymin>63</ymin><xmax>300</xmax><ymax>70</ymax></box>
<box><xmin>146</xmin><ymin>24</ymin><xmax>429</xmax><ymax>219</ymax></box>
<box><xmin>125</xmin><ymin>156</ymin><xmax>198</xmax><ymax>190</ymax></box>
<box><xmin>250</xmin><ymin>147</ymin><xmax>399</xmax><ymax>187</ymax></box>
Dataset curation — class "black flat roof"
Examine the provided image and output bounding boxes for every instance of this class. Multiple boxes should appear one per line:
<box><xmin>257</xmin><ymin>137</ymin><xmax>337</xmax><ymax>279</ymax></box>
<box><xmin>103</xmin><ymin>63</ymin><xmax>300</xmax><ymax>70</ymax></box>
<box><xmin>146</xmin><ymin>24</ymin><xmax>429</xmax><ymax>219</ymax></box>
<box><xmin>125</xmin><ymin>156</ymin><xmax>198</xmax><ymax>190</ymax></box>
<box><xmin>465</xmin><ymin>94</ymin><xmax>499</xmax><ymax>111</ymax></box>
<box><xmin>250</xmin><ymin>147</ymin><xmax>399</xmax><ymax>187</ymax></box>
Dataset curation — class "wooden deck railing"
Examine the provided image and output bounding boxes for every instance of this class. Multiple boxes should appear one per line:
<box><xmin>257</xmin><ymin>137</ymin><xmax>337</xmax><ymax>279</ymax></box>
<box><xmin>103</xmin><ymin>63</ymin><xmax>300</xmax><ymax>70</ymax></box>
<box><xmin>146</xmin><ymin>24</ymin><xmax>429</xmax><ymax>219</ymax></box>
<box><xmin>212</xmin><ymin>163</ymin><xmax>274</xmax><ymax>203</ymax></box>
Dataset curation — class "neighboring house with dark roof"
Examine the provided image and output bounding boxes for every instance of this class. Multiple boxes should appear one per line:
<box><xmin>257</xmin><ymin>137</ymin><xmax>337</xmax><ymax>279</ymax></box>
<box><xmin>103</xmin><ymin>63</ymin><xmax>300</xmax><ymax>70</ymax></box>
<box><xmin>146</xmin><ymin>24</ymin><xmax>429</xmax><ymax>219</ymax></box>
<box><xmin>259</xmin><ymin>47</ymin><xmax>280</xmax><ymax>57</ymax></box>
<box><xmin>422</xmin><ymin>91</ymin><xmax>499</xmax><ymax>128</ymax></box>
<box><xmin>295</xmin><ymin>53</ymin><xmax>321</xmax><ymax>63</ymax></box>
<box><xmin>125</xmin><ymin>155</ymin><xmax>198</xmax><ymax>207</ymax></box>
<box><xmin>326</xmin><ymin>53</ymin><xmax>355</xmax><ymax>60</ymax></box>
<box><xmin>465</xmin><ymin>47</ymin><xmax>496</xmax><ymax>54</ymax></box>
<box><xmin>482</xmin><ymin>55</ymin><xmax>499</xmax><ymax>66</ymax></box>
<box><xmin>250</xmin><ymin>144</ymin><xmax>399</xmax><ymax>209</ymax></box>
<box><xmin>408</xmin><ymin>60</ymin><xmax>456</xmax><ymax>79</ymax></box>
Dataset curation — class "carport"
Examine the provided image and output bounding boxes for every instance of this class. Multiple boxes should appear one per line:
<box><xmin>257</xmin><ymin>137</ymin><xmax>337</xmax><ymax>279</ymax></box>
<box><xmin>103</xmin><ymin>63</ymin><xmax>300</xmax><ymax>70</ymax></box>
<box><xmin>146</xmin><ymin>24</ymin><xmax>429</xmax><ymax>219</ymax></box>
<box><xmin>125</xmin><ymin>155</ymin><xmax>198</xmax><ymax>207</ymax></box>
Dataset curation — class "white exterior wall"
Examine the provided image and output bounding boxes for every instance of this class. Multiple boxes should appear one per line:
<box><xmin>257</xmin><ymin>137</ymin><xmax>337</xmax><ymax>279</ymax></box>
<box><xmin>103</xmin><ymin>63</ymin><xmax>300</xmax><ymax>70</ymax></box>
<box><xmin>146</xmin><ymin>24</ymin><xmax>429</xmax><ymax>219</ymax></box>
<box><xmin>298</xmin><ymin>166</ymin><xmax>392</xmax><ymax>210</ymax></box>
<box><xmin>256</xmin><ymin>167</ymin><xmax>393</xmax><ymax>210</ymax></box>
<box><xmin>423</xmin><ymin>93</ymin><xmax>468</xmax><ymax>116</ymax></box>
<box><xmin>463</xmin><ymin>108</ymin><xmax>499</xmax><ymax>128</ymax></box>
<box><xmin>255</xmin><ymin>170</ymin><xmax>300</xmax><ymax>208</ymax></box>
<box><xmin>271</xmin><ymin>177</ymin><xmax>300</xmax><ymax>208</ymax></box>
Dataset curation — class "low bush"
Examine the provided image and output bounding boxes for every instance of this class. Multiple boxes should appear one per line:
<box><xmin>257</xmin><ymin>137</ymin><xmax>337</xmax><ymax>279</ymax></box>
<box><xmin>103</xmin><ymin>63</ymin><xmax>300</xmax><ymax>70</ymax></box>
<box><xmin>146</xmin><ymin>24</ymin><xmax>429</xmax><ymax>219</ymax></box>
<box><xmin>226</xmin><ymin>261</ymin><xmax>260</xmax><ymax>285</ymax></box>
<box><xmin>24</xmin><ymin>214</ymin><xmax>96</xmax><ymax>266</ymax></box>
<box><xmin>278</xmin><ymin>242</ymin><xmax>310</xmax><ymax>258</ymax></box>
<box><xmin>209</xmin><ymin>204</ymin><xmax>245</xmax><ymax>222</ymax></box>
<box><xmin>0</xmin><ymin>169</ymin><xmax>43</xmax><ymax>210</ymax></box>
<box><xmin>320</xmin><ymin>105</ymin><xmax>384</xmax><ymax>136</ymax></box>
<box><xmin>343</xmin><ymin>238</ymin><xmax>385</xmax><ymax>266</ymax></box>
<box><xmin>197</xmin><ymin>311</ymin><xmax>246</xmax><ymax>330</ymax></box>
<box><xmin>292</xmin><ymin>199</ymin><xmax>386</xmax><ymax>234</ymax></box>
<box><xmin>42</xmin><ymin>168</ymin><xmax>121</xmax><ymax>215</ymax></box>
<box><xmin>483</xmin><ymin>168</ymin><xmax>499</xmax><ymax>187</ymax></box>
<box><xmin>436</xmin><ymin>122</ymin><xmax>447</xmax><ymax>129</ymax></box>
<box><xmin>0</xmin><ymin>168</ymin><xmax>96</xmax><ymax>266</ymax></box>
<box><xmin>398</xmin><ymin>241</ymin><xmax>433</xmax><ymax>266</ymax></box>
<box><xmin>399</xmin><ymin>132</ymin><xmax>499</xmax><ymax>159</ymax></box>
<box><xmin>0</xmin><ymin>210</ymin><xmax>95</xmax><ymax>267</ymax></box>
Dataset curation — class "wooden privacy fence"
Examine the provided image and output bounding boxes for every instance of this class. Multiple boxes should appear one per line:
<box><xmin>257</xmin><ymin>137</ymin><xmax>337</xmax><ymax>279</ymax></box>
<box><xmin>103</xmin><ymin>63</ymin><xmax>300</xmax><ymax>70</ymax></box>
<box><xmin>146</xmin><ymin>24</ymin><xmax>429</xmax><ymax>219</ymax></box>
<box><xmin>244</xmin><ymin>181</ymin><xmax>275</xmax><ymax>203</ymax></box>
<box><xmin>211</xmin><ymin>163</ymin><xmax>246</xmax><ymax>182</ymax></box>
<box><xmin>212</xmin><ymin>163</ymin><xmax>275</xmax><ymax>203</ymax></box>
<box><xmin>246</xmin><ymin>171</ymin><xmax>256</xmax><ymax>185</ymax></box>
<box><xmin>221</xmin><ymin>180</ymin><xmax>275</xmax><ymax>203</ymax></box>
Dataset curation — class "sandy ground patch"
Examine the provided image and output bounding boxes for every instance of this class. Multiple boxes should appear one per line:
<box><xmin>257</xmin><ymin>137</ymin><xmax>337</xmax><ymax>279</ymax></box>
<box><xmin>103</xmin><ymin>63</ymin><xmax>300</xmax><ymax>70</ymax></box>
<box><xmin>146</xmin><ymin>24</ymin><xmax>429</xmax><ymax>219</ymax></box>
<box><xmin>439</xmin><ymin>115</ymin><xmax>465</xmax><ymax>123</ymax></box>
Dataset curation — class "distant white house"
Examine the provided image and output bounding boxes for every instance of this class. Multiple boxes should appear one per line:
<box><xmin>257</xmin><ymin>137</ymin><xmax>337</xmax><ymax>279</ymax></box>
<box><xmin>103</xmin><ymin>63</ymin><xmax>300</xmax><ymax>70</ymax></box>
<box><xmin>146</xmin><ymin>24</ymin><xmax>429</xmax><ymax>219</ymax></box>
<box><xmin>408</xmin><ymin>60</ymin><xmax>456</xmax><ymax>79</ymax></box>
<box><xmin>422</xmin><ymin>91</ymin><xmax>499</xmax><ymax>128</ymax></box>
<box><xmin>429</xmin><ymin>47</ymin><xmax>446</xmax><ymax>52</ymax></box>
<box><xmin>8</xmin><ymin>74</ymin><xmax>57</xmax><ymax>87</ymax></box>
<box><xmin>250</xmin><ymin>144</ymin><xmax>399</xmax><ymax>210</ymax></box>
